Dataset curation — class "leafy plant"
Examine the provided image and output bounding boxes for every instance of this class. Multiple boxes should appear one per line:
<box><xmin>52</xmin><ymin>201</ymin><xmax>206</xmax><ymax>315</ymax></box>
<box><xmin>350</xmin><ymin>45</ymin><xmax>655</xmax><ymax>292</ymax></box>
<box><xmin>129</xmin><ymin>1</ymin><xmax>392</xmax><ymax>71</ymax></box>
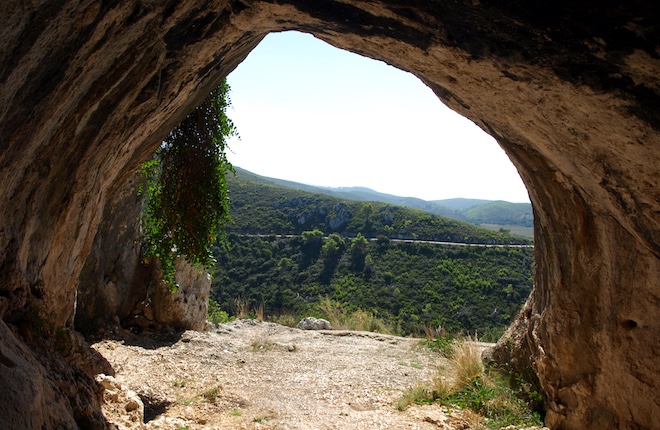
<box><xmin>140</xmin><ymin>80</ymin><xmax>236</xmax><ymax>288</ymax></box>
<box><xmin>396</xmin><ymin>386</ymin><xmax>433</xmax><ymax>411</ymax></box>
<box><xmin>208</xmin><ymin>298</ymin><xmax>233</xmax><ymax>325</ymax></box>
<box><xmin>440</xmin><ymin>373</ymin><xmax>543</xmax><ymax>429</ymax></box>
<box><xmin>422</xmin><ymin>333</ymin><xmax>456</xmax><ymax>357</ymax></box>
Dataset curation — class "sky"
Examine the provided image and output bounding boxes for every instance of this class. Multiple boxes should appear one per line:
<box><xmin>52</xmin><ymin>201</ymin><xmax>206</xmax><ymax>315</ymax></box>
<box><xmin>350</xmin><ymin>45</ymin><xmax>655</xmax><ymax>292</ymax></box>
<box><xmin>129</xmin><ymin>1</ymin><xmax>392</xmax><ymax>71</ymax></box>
<box><xmin>226</xmin><ymin>31</ymin><xmax>530</xmax><ymax>203</ymax></box>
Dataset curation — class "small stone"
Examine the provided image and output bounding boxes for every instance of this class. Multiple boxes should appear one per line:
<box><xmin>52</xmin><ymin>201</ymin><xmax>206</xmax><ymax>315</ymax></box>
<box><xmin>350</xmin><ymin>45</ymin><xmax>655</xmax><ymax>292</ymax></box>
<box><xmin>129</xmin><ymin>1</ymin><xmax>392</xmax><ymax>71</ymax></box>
<box><xmin>125</xmin><ymin>399</ymin><xmax>140</xmax><ymax>412</ymax></box>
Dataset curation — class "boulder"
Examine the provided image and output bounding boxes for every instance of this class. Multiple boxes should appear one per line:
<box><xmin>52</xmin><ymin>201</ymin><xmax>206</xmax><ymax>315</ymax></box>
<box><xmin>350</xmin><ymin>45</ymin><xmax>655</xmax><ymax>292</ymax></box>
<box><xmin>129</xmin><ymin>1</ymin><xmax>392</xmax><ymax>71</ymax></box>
<box><xmin>297</xmin><ymin>317</ymin><xmax>332</xmax><ymax>330</ymax></box>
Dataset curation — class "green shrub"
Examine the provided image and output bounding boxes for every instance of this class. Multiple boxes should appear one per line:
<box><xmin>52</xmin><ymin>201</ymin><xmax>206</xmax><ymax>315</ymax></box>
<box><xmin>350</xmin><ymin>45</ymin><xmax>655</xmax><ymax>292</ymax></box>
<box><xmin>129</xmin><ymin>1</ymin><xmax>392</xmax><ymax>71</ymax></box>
<box><xmin>208</xmin><ymin>299</ymin><xmax>233</xmax><ymax>325</ymax></box>
<box><xmin>422</xmin><ymin>333</ymin><xmax>456</xmax><ymax>357</ymax></box>
<box><xmin>440</xmin><ymin>372</ymin><xmax>543</xmax><ymax>429</ymax></box>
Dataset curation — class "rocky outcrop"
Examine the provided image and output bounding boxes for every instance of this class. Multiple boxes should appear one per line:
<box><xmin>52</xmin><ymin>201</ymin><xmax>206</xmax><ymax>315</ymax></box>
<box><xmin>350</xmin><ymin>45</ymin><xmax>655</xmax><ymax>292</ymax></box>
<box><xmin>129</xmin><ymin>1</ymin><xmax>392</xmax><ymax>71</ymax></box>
<box><xmin>143</xmin><ymin>257</ymin><xmax>211</xmax><ymax>332</ymax></box>
<box><xmin>0</xmin><ymin>319</ymin><xmax>109</xmax><ymax>429</ymax></box>
<box><xmin>0</xmin><ymin>1</ymin><xmax>658</xmax><ymax>428</ymax></box>
<box><xmin>96</xmin><ymin>374</ymin><xmax>145</xmax><ymax>429</ymax></box>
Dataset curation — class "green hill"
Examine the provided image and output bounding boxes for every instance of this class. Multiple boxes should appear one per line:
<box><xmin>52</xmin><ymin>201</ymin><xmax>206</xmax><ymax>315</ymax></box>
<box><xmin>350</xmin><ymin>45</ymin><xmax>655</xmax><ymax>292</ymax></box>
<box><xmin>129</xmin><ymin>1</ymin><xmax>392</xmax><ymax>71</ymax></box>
<box><xmin>230</xmin><ymin>168</ymin><xmax>534</xmax><ymax>234</ymax></box>
<box><xmin>210</xmin><ymin>234</ymin><xmax>533</xmax><ymax>339</ymax></box>
<box><xmin>433</xmin><ymin>198</ymin><xmax>492</xmax><ymax>211</ymax></box>
<box><xmin>226</xmin><ymin>168</ymin><xmax>531</xmax><ymax>245</ymax></box>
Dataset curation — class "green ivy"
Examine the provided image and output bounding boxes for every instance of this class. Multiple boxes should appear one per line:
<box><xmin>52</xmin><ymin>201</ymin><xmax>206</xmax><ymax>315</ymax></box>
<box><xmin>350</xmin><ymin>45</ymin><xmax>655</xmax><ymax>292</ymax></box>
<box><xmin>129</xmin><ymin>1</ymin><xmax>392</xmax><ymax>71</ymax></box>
<box><xmin>140</xmin><ymin>81</ymin><xmax>236</xmax><ymax>289</ymax></box>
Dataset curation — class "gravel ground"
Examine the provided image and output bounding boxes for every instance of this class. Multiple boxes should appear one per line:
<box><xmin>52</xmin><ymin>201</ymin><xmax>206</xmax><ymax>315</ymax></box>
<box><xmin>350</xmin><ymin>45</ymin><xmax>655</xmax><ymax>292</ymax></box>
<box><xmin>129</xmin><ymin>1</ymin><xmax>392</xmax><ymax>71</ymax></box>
<box><xmin>92</xmin><ymin>319</ymin><xmax>487</xmax><ymax>429</ymax></box>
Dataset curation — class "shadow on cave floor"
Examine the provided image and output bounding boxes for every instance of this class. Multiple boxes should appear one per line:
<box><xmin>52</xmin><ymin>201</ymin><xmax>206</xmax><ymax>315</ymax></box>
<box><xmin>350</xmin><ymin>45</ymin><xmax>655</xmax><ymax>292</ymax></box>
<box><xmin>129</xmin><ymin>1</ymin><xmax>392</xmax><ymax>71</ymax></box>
<box><xmin>139</xmin><ymin>394</ymin><xmax>174</xmax><ymax>423</ymax></box>
<box><xmin>86</xmin><ymin>327</ymin><xmax>186</xmax><ymax>350</ymax></box>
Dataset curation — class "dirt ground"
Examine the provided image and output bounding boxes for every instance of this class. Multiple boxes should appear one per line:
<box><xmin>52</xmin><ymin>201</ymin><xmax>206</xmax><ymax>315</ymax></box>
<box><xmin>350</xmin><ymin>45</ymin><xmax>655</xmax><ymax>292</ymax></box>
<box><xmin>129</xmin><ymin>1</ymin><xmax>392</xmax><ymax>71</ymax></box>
<box><xmin>91</xmin><ymin>320</ymin><xmax>532</xmax><ymax>429</ymax></box>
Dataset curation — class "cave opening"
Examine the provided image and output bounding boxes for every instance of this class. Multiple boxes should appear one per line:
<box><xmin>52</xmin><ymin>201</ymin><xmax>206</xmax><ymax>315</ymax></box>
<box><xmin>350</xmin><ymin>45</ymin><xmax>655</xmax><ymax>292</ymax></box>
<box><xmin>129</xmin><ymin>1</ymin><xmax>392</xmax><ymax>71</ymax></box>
<box><xmin>1</xmin><ymin>2</ymin><xmax>658</xmax><ymax>429</ymax></box>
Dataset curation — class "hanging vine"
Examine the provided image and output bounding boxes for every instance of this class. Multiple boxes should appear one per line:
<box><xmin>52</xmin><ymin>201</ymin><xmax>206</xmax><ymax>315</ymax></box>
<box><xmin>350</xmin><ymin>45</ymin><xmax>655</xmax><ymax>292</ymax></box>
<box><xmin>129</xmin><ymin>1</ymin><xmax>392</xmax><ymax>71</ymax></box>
<box><xmin>140</xmin><ymin>80</ymin><xmax>237</xmax><ymax>288</ymax></box>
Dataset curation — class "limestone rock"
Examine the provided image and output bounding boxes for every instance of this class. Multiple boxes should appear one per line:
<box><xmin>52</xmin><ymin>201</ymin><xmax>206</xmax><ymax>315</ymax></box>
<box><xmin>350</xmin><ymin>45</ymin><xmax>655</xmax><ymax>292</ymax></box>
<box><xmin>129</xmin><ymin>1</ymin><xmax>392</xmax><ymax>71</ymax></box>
<box><xmin>297</xmin><ymin>317</ymin><xmax>332</xmax><ymax>330</ymax></box>
<box><xmin>148</xmin><ymin>258</ymin><xmax>211</xmax><ymax>332</ymax></box>
<box><xmin>75</xmin><ymin>174</ymin><xmax>149</xmax><ymax>335</ymax></box>
<box><xmin>96</xmin><ymin>374</ymin><xmax>145</xmax><ymax>429</ymax></box>
<box><xmin>0</xmin><ymin>320</ymin><xmax>107</xmax><ymax>429</ymax></box>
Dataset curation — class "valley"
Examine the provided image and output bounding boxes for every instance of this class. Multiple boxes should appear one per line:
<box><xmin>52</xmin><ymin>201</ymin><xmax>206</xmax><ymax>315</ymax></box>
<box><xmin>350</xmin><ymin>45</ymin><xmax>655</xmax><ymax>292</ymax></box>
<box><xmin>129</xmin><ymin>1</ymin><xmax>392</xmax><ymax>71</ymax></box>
<box><xmin>209</xmin><ymin>168</ymin><xmax>535</xmax><ymax>340</ymax></box>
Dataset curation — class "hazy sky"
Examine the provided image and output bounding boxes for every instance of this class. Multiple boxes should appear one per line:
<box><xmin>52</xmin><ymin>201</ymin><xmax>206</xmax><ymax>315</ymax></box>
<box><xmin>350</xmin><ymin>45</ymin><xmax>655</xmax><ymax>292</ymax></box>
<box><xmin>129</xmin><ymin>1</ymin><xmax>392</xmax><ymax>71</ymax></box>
<box><xmin>226</xmin><ymin>31</ymin><xmax>530</xmax><ymax>203</ymax></box>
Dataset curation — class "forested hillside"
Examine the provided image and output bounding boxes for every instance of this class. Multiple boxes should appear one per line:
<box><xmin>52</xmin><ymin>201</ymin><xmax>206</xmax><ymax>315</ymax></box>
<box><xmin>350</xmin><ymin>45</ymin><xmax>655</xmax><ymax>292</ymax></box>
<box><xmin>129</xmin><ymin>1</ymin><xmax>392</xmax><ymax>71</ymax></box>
<box><xmin>225</xmin><ymin>168</ymin><xmax>531</xmax><ymax>245</ymax></box>
<box><xmin>210</xmin><ymin>234</ymin><xmax>533</xmax><ymax>339</ymax></box>
<box><xmin>230</xmin><ymin>167</ymin><xmax>534</xmax><ymax>233</ymax></box>
<box><xmin>208</xmin><ymin>169</ymin><xmax>534</xmax><ymax>340</ymax></box>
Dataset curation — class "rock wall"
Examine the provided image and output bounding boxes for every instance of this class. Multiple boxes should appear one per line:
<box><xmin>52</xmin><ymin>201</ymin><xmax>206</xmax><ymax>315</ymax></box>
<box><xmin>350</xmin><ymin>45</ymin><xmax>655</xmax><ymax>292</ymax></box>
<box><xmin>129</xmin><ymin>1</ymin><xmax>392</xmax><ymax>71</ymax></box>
<box><xmin>75</xmin><ymin>174</ymin><xmax>149</xmax><ymax>334</ymax></box>
<box><xmin>0</xmin><ymin>1</ymin><xmax>658</xmax><ymax>428</ymax></box>
<box><xmin>76</xmin><ymin>174</ymin><xmax>210</xmax><ymax>334</ymax></box>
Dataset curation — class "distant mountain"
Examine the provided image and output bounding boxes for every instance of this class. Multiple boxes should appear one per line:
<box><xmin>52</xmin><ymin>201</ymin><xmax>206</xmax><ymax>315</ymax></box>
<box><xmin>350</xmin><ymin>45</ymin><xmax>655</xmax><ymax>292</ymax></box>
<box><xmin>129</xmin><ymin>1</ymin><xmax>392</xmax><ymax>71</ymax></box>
<box><xmin>464</xmin><ymin>201</ymin><xmax>534</xmax><ymax>228</ymax></box>
<box><xmin>433</xmin><ymin>198</ymin><xmax>492</xmax><ymax>211</ymax></box>
<box><xmin>316</xmin><ymin>186</ymin><xmax>467</xmax><ymax>220</ymax></box>
<box><xmin>231</xmin><ymin>167</ymin><xmax>533</xmax><ymax>231</ymax></box>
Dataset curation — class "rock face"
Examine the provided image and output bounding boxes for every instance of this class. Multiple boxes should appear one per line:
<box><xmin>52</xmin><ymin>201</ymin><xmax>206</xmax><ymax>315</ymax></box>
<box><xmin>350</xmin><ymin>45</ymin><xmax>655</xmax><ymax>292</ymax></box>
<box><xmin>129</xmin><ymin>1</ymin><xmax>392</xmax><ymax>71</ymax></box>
<box><xmin>0</xmin><ymin>1</ymin><xmax>658</xmax><ymax>428</ymax></box>
<box><xmin>75</xmin><ymin>174</ymin><xmax>149</xmax><ymax>334</ymax></box>
<box><xmin>76</xmin><ymin>174</ymin><xmax>210</xmax><ymax>334</ymax></box>
<box><xmin>0</xmin><ymin>319</ymin><xmax>109</xmax><ymax>429</ymax></box>
<box><xmin>146</xmin><ymin>257</ymin><xmax>211</xmax><ymax>332</ymax></box>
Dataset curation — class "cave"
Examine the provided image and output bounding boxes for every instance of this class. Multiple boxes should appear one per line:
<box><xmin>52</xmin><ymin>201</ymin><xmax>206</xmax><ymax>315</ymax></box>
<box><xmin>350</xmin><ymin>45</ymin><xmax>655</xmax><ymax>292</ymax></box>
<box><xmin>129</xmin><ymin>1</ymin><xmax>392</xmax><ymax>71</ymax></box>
<box><xmin>0</xmin><ymin>1</ymin><xmax>658</xmax><ymax>429</ymax></box>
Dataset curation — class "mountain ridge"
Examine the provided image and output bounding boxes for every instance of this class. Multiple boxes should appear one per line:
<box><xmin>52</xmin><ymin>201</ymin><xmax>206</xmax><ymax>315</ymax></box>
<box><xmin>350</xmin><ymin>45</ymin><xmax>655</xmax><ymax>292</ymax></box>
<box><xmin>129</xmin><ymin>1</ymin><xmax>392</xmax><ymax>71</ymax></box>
<box><xmin>232</xmin><ymin>167</ymin><xmax>533</xmax><ymax>231</ymax></box>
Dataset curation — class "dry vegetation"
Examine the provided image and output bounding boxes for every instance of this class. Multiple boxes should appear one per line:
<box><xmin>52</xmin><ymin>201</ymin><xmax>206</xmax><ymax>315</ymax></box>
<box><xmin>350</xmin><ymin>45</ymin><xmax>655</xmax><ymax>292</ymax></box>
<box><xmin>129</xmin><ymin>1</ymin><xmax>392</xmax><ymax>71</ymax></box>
<box><xmin>397</xmin><ymin>336</ymin><xmax>544</xmax><ymax>429</ymax></box>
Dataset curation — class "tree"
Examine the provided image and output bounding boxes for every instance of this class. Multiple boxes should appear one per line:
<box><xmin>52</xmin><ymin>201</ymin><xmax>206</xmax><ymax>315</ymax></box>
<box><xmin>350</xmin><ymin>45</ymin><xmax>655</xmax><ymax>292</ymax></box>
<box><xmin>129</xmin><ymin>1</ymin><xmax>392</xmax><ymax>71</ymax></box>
<box><xmin>322</xmin><ymin>233</ymin><xmax>345</xmax><ymax>261</ymax></box>
<box><xmin>350</xmin><ymin>233</ymin><xmax>369</xmax><ymax>271</ymax></box>
<box><xmin>141</xmin><ymin>80</ymin><xmax>237</xmax><ymax>287</ymax></box>
<box><xmin>302</xmin><ymin>229</ymin><xmax>324</xmax><ymax>248</ymax></box>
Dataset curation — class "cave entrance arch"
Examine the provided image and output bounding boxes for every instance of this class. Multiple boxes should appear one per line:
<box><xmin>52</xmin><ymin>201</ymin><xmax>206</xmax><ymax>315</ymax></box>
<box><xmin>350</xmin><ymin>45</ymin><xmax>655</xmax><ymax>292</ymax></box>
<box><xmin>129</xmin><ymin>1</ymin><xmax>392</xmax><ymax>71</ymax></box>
<box><xmin>1</xmin><ymin>2</ymin><xmax>658</xmax><ymax>429</ymax></box>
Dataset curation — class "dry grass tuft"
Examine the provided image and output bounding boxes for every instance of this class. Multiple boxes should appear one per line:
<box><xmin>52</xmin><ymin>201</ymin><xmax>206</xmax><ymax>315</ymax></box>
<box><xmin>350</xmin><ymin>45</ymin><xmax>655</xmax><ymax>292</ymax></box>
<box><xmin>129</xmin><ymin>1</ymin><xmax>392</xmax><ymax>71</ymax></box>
<box><xmin>397</xmin><ymin>335</ymin><xmax>542</xmax><ymax>429</ymax></box>
<box><xmin>317</xmin><ymin>298</ymin><xmax>393</xmax><ymax>333</ymax></box>
<box><xmin>267</xmin><ymin>311</ymin><xmax>298</xmax><ymax>327</ymax></box>
<box><xmin>233</xmin><ymin>296</ymin><xmax>250</xmax><ymax>319</ymax></box>
<box><xmin>202</xmin><ymin>386</ymin><xmax>221</xmax><ymax>403</ymax></box>
<box><xmin>255</xmin><ymin>303</ymin><xmax>264</xmax><ymax>322</ymax></box>
<box><xmin>250</xmin><ymin>333</ymin><xmax>276</xmax><ymax>352</ymax></box>
<box><xmin>449</xmin><ymin>335</ymin><xmax>483</xmax><ymax>387</ymax></box>
<box><xmin>396</xmin><ymin>386</ymin><xmax>431</xmax><ymax>411</ymax></box>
